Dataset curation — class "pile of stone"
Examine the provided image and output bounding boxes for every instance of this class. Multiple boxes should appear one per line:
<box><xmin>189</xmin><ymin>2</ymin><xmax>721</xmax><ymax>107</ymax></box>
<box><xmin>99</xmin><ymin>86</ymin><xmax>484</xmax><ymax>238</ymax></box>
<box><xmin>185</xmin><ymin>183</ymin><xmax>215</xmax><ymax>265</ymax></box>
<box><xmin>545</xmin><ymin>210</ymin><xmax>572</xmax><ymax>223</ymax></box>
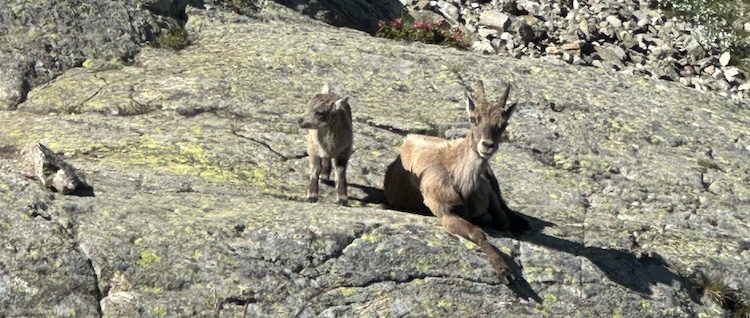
<box><xmin>403</xmin><ymin>0</ymin><xmax>750</xmax><ymax>101</ymax></box>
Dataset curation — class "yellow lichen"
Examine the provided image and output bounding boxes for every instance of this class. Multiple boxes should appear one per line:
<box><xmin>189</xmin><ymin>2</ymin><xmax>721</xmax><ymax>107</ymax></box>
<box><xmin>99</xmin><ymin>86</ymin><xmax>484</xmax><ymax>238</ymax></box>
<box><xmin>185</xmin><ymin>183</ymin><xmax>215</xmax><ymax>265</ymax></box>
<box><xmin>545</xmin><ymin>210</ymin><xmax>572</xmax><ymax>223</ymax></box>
<box><xmin>138</xmin><ymin>250</ymin><xmax>161</xmax><ymax>267</ymax></box>
<box><xmin>340</xmin><ymin>287</ymin><xmax>356</xmax><ymax>297</ymax></box>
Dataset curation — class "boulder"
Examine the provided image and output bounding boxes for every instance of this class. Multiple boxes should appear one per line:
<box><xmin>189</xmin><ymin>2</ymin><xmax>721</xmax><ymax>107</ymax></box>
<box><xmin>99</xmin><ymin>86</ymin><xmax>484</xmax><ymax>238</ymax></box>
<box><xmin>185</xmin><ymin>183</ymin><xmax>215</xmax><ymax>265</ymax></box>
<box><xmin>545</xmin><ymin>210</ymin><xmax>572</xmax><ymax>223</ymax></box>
<box><xmin>0</xmin><ymin>4</ymin><xmax>749</xmax><ymax>317</ymax></box>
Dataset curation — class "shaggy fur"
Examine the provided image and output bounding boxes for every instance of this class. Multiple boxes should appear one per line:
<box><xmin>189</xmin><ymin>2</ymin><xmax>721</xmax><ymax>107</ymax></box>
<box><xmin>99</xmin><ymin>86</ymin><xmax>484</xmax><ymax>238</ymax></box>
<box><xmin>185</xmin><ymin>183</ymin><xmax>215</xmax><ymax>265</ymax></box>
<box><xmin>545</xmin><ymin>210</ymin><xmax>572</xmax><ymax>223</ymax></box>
<box><xmin>383</xmin><ymin>81</ymin><xmax>523</xmax><ymax>283</ymax></box>
<box><xmin>297</xmin><ymin>84</ymin><xmax>353</xmax><ymax>205</ymax></box>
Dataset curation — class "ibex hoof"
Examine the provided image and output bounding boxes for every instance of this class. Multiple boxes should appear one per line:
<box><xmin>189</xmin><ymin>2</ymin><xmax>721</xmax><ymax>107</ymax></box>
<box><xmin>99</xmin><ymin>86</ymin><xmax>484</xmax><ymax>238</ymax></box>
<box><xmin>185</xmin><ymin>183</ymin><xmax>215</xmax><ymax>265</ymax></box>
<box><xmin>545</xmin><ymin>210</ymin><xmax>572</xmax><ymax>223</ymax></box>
<box><xmin>336</xmin><ymin>197</ymin><xmax>348</xmax><ymax>206</ymax></box>
<box><xmin>488</xmin><ymin>253</ymin><xmax>510</xmax><ymax>285</ymax></box>
<box><xmin>320</xmin><ymin>174</ymin><xmax>330</xmax><ymax>181</ymax></box>
<box><xmin>306</xmin><ymin>196</ymin><xmax>318</xmax><ymax>203</ymax></box>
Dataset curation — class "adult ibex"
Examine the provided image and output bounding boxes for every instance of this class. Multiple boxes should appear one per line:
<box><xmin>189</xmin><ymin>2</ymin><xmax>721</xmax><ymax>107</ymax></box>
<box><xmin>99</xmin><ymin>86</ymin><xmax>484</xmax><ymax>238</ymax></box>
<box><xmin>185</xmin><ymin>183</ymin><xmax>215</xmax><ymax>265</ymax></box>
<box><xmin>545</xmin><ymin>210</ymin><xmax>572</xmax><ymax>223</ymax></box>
<box><xmin>383</xmin><ymin>80</ymin><xmax>526</xmax><ymax>283</ymax></box>
<box><xmin>297</xmin><ymin>84</ymin><xmax>353</xmax><ymax>205</ymax></box>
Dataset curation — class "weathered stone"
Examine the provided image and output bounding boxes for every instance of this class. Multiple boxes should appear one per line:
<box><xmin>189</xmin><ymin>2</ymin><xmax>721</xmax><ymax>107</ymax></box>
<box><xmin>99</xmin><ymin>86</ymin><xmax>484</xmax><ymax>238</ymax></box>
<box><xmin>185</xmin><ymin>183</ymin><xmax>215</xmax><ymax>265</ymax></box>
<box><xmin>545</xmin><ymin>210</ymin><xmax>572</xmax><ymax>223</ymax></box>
<box><xmin>515</xmin><ymin>20</ymin><xmax>535</xmax><ymax>43</ymax></box>
<box><xmin>632</xmin><ymin>9</ymin><xmax>649</xmax><ymax>22</ymax></box>
<box><xmin>684</xmin><ymin>37</ymin><xmax>707</xmax><ymax>62</ymax></box>
<box><xmin>478</xmin><ymin>27</ymin><xmax>499</xmax><ymax>39</ymax></box>
<box><xmin>618</xmin><ymin>30</ymin><xmax>637</xmax><ymax>48</ymax></box>
<box><xmin>2</xmin><ymin>2</ymin><xmax>750</xmax><ymax>316</ymax></box>
<box><xmin>719</xmin><ymin>51</ymin><xmax>731</xmax><ymax>66</ymax></box>
<box><xmin>606</xmin><ymin>15</ymin><xmax>622</xmax><ymax>28</ymax></box>
<box><xmin>472</xmin><ymin>39</ymin><xmax>496</xmax><ymax>54</ymax></box>
<box><xmin>724</xmin><ymin>67</ymin><xmax>743</xmax><ymax>82</ymax></box>
<box><xmin>437</xmin><ymin>0</ymin><xmax>460</xmax><ymax>22</ymax></box>
<box><xmin>0</xmin><ymin>55</ymin><xmax>28</xmax><ymax>110</ymax></box>
<box><xmin>714</xmin><ymin>79</ymin><xmax>732</xmax><ymax>91</ymax></box>
<box><xmin>594</xmin><ymin>44</ymin><xmax>627</xmax><ymax>69</ymax></box>
<box><xmin>479</xmin><ymin>10</ymin><xmax>512</xmax><ymax>31</ymax></box>
<box><xmin>0</xmin><ymin>0</ymin><xmax>188</xmax><ymax>99</ymax></box>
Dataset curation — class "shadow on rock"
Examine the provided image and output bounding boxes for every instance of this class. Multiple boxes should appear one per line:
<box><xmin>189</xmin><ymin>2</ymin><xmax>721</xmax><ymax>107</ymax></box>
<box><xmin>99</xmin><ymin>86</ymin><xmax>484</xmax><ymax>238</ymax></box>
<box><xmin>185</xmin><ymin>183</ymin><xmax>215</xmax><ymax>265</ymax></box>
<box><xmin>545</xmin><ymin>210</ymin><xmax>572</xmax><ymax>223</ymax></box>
<box><xmin>273</xmin><ymin>0</ymin><xmax>403</xmax><ymax>35</ymax></box>
<box><xmin>345</xmin><ymin>182</ymin><xmax>388</xmax><ymax>205</ymax></box>
<box><xmin>499</xmin><ymin>212</ymin><xmax>702</xmax><ymax>304</ymax></box>
<box><xmin>64</xmin><ymin>184</ymin><xmax>96</xmax><ymax>197</ymax></box>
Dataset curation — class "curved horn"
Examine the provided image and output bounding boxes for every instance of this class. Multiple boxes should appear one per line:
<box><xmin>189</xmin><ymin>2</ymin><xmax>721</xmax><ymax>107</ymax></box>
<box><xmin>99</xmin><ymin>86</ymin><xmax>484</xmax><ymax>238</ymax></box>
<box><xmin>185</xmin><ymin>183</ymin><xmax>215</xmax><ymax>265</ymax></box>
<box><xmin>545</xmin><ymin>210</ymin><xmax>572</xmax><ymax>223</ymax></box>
<box><xmin>474</xmin><ymin>80</ymin><xmax>488</xmax><ymax>104</ymax></box>
<box><xmin>497</xmin><ymin>84</ymin><xmax>511</xmax><ymax>108</ymax></box>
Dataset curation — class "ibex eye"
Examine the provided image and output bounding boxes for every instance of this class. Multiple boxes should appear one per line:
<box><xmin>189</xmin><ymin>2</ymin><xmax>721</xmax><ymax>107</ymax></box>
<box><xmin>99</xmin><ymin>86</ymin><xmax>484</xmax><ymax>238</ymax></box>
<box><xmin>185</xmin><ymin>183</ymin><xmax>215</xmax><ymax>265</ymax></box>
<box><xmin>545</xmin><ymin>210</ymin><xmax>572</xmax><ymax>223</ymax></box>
<box><xmin>469</xmin><ymin>117</ymin><xmax>477</xmax><ymax>124</ymax></box>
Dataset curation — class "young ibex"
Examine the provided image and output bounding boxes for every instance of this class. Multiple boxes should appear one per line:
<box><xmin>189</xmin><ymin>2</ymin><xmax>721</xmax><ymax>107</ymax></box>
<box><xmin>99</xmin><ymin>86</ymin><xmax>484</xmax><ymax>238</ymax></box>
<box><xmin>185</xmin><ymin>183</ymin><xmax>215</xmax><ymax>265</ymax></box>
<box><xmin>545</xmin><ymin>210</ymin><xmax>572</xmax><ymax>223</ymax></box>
<box><xmin>383</xmin><ymin>80</ymin><xmax>525</xmax><ymax>283</ymax></box>
<box><xmin>297</xmin><ymin>84</ymin><xmax>353</xmax><ymax>205</ymax></box>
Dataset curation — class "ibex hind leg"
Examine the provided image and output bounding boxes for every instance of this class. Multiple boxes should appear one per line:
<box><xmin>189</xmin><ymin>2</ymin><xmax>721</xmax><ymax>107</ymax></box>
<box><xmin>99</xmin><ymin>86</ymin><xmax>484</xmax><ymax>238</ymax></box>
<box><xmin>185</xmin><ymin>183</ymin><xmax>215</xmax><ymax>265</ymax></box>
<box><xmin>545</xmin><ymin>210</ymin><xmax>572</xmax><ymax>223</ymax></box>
<box><xmin>495</xmin><ymin>193</ymin><xmax>530</xmax><ymax>234</ymax></box>
<box><xmin>333</xmin><ymin>154</ymin><xmax>350</xmax><ymax>206</ymax></box>
<box><xmin>320</xmin><ymin>158</ymin><xmax>332</xmax><ymax>180</ymax></box>
<box><xmin>485</xmin><ymin>170</ymin><xmax>530</xmax><ymax>234</ymax></box>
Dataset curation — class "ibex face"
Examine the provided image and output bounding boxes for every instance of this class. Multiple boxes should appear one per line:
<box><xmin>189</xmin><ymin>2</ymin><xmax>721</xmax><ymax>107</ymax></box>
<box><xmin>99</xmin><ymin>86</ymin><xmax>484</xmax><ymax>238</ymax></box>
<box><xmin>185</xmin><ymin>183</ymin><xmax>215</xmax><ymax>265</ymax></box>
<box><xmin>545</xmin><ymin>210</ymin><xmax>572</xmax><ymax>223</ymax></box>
<box><xmin>465</xmin><ymin>81</ymin><xmax>516</xmax><ymax>159</ymax></box>
<box><xmin>297</xmin><ymin>84</ymin><xmax>350</xmax><ymax>130</ymax></box>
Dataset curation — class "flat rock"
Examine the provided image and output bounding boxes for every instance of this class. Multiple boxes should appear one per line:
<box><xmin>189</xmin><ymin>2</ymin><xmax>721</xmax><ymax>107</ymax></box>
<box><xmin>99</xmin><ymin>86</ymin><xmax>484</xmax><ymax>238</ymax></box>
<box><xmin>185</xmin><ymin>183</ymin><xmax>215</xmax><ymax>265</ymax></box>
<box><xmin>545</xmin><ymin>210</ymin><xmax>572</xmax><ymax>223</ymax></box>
<box><xmin>0</xmin><ymin>4</ymin><xmax>748</xmax><ymax>318</ymax></box>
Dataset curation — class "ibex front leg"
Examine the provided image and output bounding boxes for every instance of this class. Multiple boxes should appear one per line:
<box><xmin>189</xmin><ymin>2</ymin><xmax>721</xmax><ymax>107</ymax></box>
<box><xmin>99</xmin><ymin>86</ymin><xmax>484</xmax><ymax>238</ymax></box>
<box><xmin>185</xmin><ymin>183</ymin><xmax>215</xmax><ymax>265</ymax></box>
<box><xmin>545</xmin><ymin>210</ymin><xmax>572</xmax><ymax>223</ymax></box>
<box><xmin>307</xmin><ymin>155</ymin><xmax>322</xmax><ymax>203</ymax></box>
<box><xmin>425</xmin><ymin>198</ymin><xmax>510</xmax><ymax>284</ymax></box>
<box><xmin>332</xmin><ymin>154</ymin><xmax>349</xmax><ymax>206</ymax></box>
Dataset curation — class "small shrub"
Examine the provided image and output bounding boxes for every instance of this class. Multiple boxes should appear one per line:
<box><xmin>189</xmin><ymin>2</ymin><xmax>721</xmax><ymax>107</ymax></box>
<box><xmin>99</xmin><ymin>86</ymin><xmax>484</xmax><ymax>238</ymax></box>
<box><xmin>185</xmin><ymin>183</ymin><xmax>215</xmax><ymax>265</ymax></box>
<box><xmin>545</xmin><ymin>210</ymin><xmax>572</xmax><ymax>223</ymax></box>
<box><xmin>152</xmin><ymin>27</ymin><xmax>191</xmax><ymax>51</ymax></box>
<box><xmin>692</xmin><ymin>270</ymin><xmax>750</xmax><ymax>318</ymax></box>
<box><xmin>376</xmin><ymin>17</ymin><xmax>469</xmax><ymax>50</ymax></box>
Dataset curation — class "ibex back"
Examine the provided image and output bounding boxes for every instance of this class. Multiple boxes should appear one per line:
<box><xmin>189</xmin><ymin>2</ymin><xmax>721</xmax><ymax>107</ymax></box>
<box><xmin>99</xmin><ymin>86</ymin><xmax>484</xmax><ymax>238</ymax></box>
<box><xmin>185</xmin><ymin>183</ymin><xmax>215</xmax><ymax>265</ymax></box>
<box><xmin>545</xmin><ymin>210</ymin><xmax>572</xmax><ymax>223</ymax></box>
<box><xmin>297</xmin><ymin>84</ymin><xmax>353</xmax><ymax>205</ymax></box>
<box><xmin>383</xmin><ymin>80</ymin><xmax>527</xmax><ymax>283</ymax></box>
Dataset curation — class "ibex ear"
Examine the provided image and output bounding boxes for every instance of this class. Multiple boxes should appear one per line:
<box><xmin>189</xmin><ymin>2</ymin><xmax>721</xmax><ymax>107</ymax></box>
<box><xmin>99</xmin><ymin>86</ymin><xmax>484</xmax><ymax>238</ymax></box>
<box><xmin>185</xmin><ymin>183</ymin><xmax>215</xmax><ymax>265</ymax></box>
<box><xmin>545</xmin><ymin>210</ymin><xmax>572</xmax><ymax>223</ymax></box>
<box><xmin>321</xmin><ymin>83</ymin><xmax>331</xmax><ymax>94</ymax></box>
<box><xmin>464</xmin><ymin>90</ymin><xmax>477</xmax><ymax>114</ymax></box>
<box><xmin>335</xmin><ymin>96</ymin><xmax>349</xmax><ymax>110</ymax></box>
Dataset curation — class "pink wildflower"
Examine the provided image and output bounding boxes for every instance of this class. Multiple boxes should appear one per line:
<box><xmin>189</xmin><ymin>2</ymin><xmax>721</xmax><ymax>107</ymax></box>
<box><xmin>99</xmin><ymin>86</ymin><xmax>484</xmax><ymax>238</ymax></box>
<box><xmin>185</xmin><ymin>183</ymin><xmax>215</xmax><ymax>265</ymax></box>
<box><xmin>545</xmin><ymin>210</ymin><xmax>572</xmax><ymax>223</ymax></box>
<box><xmin>453</xmin><ymin>28</ymin><xmax>464</xmax><ymax>42</ymax></box>
<box><xmin>413</xmin><ymin>20</ymin><xmax>427</xmax><ymax>29</ymax></box>
<box><xmin>392</xmin><ymin>18</ymin><xmax>402</xmax><ymax>27</ymax></box>
<box><xmin>378</xmin><ymin>20</ymin><xmax>385</xmax><ymax>27</ymax></box>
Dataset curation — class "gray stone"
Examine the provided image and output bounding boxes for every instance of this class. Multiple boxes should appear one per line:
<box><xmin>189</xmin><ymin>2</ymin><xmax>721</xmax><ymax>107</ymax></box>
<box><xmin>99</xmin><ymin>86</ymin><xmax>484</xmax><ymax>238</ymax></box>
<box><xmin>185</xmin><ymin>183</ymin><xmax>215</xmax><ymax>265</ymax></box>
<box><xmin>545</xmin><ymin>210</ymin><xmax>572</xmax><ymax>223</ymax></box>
<box><xmin>714</xmin><ymin>79</ymin><xmax>732</xmax><ymax>90</ymax></box>
<box><xmin>719</xmin><ymin>52</ymin><xmax>731</xmax><ymax>66</ymax></box>
<box><xmin>516</xmin><ymin>21</ymin><xmax>536</xmax><ymax>44</ymax></box>
<box><xmin>632</xmin><ymin>10</ymin><xmax>649</xmax><ymax>22</ymax></box>
<box><xmin>618</xmin><ymin>31</ymin><xmax>637</xmax><ymax>48</ymax></box>
<box><xmin>478</xmin><ymin>27</ymin><xmax>499</xmax><ymax>39</ymax></box>
<box><xmin>472</xmin><ymin>39</ymin><xmax>496</xmax><ymax>54</ymax></box>
<box><xmin>437</xmin><ymin>1</ymin><xmax>460</xmax><ymax>22</ymax></box>
<box><xmin>479</xmin><ymin>10</ymin><xmax>512</xmax><ymax>31</ymax></box>
<box><xmin>724</xmin><ymin>67</ymin><xmax>743</xmax><ymax>82</ymax></box>
<box><xmin>3</xmin><ymin>3</ymin><xmax>750</xmax><ymax>316</ymax></box>
<box><xmin>500</xmin><ymin>32</ymin><xmax>514</xmax><ymax>41</ymax></box>
<box><xmin>606</xmin><ymin>15</ymin><xmax>623</xmax><ymax>28</ymax></box>
<box><xmin>684</xmin><ymin>37</ymin><xmax>707</xmax><ymax>62</ymax></box>
<box><xmin>0</xmin><ymin>55</ymin><xmax>28</xmax><ymax>110</ymax></box>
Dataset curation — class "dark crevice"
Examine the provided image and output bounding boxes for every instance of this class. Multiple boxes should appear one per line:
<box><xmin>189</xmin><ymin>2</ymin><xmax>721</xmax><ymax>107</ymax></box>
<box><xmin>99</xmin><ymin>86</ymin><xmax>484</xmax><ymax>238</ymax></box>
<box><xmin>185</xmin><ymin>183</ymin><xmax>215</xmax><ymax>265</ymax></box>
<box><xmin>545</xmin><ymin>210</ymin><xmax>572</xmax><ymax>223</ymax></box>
<box><xmin>232</xmin><ymin>131</ymin><xmax>307</xmax><ymax>161</ymax></box>
<box><xmin>32</xmin><ymin>204</ymin><xmax>105</xmax><ymax>317</ymax></box>
<box><xmin>85</xmin><ymin>257</ymin><xmax>105</xmax><ymax>318</ymax></box>
<box><xmin>213</xmin><ymin>296</ymin><xmax>257</xmax><ymax>318</ymax></box>
<box><xmin>73</xmin><ymin>77</ymin><xmax>108</xmax><ymax>114</ymax></box>
<box><xmin>310</xmin><ymin>223</ymin><xmax>383</xmax><ymax>269</ymax></box>
<box><xmin>364</xmin><ymin>122</ymin><xmax>410</xmax><ymax>136</ymax></box>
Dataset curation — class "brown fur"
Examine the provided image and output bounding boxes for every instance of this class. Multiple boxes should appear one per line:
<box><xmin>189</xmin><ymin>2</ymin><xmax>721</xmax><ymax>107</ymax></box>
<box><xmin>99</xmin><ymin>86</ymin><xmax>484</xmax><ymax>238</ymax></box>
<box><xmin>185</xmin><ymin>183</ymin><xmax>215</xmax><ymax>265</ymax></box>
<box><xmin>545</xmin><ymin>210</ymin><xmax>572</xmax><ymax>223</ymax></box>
<box><xmin>297</xmin><ymin>84</ymin><xmax>353</xmax><ymax>205</ymax></box>
<box><xmin>383</xmin><ymin>81</ymin><xmax>519</xmax><ymax>282</ymax></box>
